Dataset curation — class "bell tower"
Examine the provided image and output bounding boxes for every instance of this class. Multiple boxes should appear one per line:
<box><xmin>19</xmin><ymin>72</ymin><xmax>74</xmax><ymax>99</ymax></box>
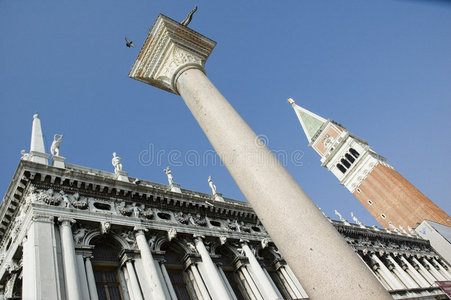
<box><xmin>288</xmin><ymin>98</ymin><xmax>451</xmax><ymax>230</ymax></box>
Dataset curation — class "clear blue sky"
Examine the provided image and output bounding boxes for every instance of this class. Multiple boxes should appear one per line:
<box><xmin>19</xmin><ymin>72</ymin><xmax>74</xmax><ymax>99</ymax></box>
<box><xmin>1</xmin><ymin>1</ymin><xmax>450</xmax><ymax>227</ymax></box>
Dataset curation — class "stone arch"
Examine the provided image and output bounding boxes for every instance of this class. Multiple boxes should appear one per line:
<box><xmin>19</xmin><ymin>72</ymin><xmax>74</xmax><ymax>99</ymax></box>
<box><xmin>83</xmin><ymin>228</ymin><xmax>131</xmax><ymax>250</ymax></box>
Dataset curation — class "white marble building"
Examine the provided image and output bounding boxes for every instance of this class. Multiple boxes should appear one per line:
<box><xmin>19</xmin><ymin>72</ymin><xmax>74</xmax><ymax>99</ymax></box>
<box><xmin>0</xmin><ymin>115</ymin><xmax>450</xmax><ymax>300</ymax></box>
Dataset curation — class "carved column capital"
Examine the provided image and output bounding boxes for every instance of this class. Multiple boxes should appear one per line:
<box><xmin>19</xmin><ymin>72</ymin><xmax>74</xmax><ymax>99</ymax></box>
<box><xmin>58</xmin><ymin>217</ymin><xmax>76</xmax><ymax>226</ymax></box>
<box><xmin>32</xmin><ymin>214</ymin><xmax>54</xmax><ymax>224</ymax></box>
<box><xmin>129</xmin><ymin>14</ymin><xmax>216</xmax><ymax>95</ymax></box>
<box><xmin>134</xmin><ymin>226</ymin><xmax>148</xmax><ymax>234</ymax></box>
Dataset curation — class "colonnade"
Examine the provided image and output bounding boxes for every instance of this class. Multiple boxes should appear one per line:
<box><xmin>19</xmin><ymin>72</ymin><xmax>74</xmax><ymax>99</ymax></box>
<box><xmin>367</xmin><ymin>251</ymin><xmax>451</xmax><ymax>291</ymax></box>
<box><xmin>21</xmin><ymin>217</ymin><xmax>308</xmax><ymax>300</ymax></box>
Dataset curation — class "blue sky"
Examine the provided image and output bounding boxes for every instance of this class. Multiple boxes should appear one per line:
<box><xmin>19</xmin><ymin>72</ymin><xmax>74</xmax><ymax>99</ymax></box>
<box><xmin>1</xmin><ymin>1</ymin><xmax>450</xmax><ymax>227</ymax></box>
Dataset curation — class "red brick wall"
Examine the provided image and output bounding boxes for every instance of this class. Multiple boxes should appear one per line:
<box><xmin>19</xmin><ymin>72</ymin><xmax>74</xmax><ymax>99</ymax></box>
<box><xmin>353</xmin><ymin>164</ymin><xmax>451</xmax><ymax>229</ymax></box>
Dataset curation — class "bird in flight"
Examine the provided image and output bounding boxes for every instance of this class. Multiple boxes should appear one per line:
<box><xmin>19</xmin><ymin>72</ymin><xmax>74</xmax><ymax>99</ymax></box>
<box><xmin>125</xmin><ymin>37</ymin><xmax>135</xmax><ymax>48</ymax></box>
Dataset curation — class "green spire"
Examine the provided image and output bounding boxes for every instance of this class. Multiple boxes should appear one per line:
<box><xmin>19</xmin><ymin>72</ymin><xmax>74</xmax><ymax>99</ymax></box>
<box><xmin>288</xmin><ymin>98</ymin><xmax>326</xmax><ymax>143</ymax></box>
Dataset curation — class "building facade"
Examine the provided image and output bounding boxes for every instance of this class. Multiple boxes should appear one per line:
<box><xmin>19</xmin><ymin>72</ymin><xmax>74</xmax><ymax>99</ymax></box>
<box><xmin>288</xmin><ymin>99</ymin><xmax>451</xmax><ymax>230</ymax></box>
<box><xmin>0</xmin><ymin>115</ymin><xmax>450</xmax><ymax>299</ymax></box>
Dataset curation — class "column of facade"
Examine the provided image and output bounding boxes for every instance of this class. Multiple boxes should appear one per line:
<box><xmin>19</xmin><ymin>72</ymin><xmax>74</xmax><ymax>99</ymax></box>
<box><xmin>160</xmin><ymin>264</ymin><xmax>178</xmax><ymax>300</ymax></box>
<box><xmin>130</xmin><ymin>14</ymin><xmax>391</xmax><ymax>300</ymax></box>
<box><xmin>188</xmin><ymin>263</ymin><xmax>211</xmax><ymax>299</ymax></box>
<box><xmin>400</xmin><ymin>256</ymin><xmax>430</xmax><ymax>287</ymax></box>
<box><xmin>241</xmin><ymin>242</ymin><xmax>280</xmax><ymax>299</ymax></box>
<box><xmin>123</xmin><ymin>266</ymin><xmax>135</xmax><ymax>300</ymax></box>
<box><xmin>240</xmin><ymin>265</ymin><xmax>263</xmax><ymax>299</ymax></box>
<box><xmin>22</xmin><ymin>215</ymin><xmax>61</xmax><ymax>299</ymax></box>
<box><xmin>386</xmin><ymin>255</ymin><xmax>419</xmax><ymax>289</ymax></box>
<box><xmin>421</xmin><ymin>258</ymin><xmax>446</xmax><ymax>281</ymax></box>
<box><xmin>124</xmin><ymin>260</ymin><xmax>143</xmax><ymax>300</ymax></box>
<box><xmin>59</xmin><ymin>218</ymin><xmax>82</xmax><ymax>300</ymax></box>
<box><xmin>134</xmin><ymin>228</ymin><xmax>166</xmax><ymax>299</ymax></box>
<box><xmin>76</xmin><ymin>253</ymin><xmax>90</xmax><ymax>300</ymax></box>
<box><xmin>432</xmin><ymin>258</ymin><xmax>451</xmax><ymax>279</ymax></box>
<box><xmin>216</xmin><ymin>266</ymin><xmax>239</xmax><ymax>300</ymax></box>
<box><xmin>372</xmin><ymin>254</ymin><xmax>405</xmax><ymax>290</ymax></box>
<box><xmin>194</xmin><ymin>236</ymin><xmax>231</xmax><ymax>299</ymax></box>
<box><xmin>279</xmin><ymin>266</ymin><xmax>304</xmax><ymax>299</ymax></box>
<box><xmin>85</xmin><ymin>256</ymin><xmax>99</xmax><ymax>300</ymax></box>
<box><xmin>411</xmin><ymin>257</ymin><xmax>436</xmax><ymax>285</ymax></box>
<box><xmin>284</xmin><ymin>265</ymin><xmax>309</xmax><ymax>298</ymax></box>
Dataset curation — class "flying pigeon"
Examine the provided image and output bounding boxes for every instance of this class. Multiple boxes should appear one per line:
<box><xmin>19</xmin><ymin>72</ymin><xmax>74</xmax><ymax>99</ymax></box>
<box><xmin>125</xmin><ymin>37</ymin><xmax>135</xmax><ymax>48</ymax></box>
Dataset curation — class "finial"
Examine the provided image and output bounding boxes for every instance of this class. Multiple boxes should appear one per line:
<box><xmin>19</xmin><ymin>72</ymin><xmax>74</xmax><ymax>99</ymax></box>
<box><xmin>181</xmin><ymin>6</ymin><xmax>198</xmax><ymax>27</ymax></box>
<box><xmin>33</xmin><ymin>114</ymin><xmax>39</xmax><ymax>119</ymax></box>
<box><xmin>287</xmin><ymin>98</ymin><xmax>295</xmax><ymax>104</ymax></box>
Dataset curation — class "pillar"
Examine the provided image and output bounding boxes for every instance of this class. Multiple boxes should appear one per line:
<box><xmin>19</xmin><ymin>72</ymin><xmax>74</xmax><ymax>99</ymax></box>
<box><xmin>194</xmin><ymin>236</ymin><xmax>231</xmax><ymax>299</ymax></box>
<box><xmin>129</xmin><ymin>14</ymin><xmax>391</xmax><ymax>300</ymax></box>
<box><xmin>387</xmin><ymin>255</ymin><xmax>419</xmax><ymax>289</ymax></box>
<box><xmin>59</xmin><ymin>218</ymin><xmax>82</xmax><ymax>300</ymax></box>
<box><xmin>134</xmin><ymin>228</ymin><xmax>166</xmax><ymax>299</ymax></box>
<box><xmin>372</xmin><ymin>254</ymin><xmax>405</xmax><ymax>290</ymax></box>
<box><xmin>400</xmin><ymin>256</ymin><xmax>430</xmax><ymax>287</ymax></box>
<box><xmin>421</xmin><ymin>258</ymin><xmax>446</xmax><ymax>281</ymax></box>
<box><xmin>125</xmin><ymin>260</ymin><xmax>143</xmax><ymax>300</ymax></box>
<box><xmin>412</xmin><ymin>257</ymin><xmax>436</xmax><ymax>285</ymax></box>
<box><xmin>22</xmin><ymin>215</ymin><xmax>61</xmax><ymax>299</ymax></box>
<box><xmin>76</xmin><ymin>254</ymin><xmax>90</xmax><ymax>300</ymax></box>
<box><xmin>189</xmin><ymin>263</ymin><xmax>211</xmax><ymax>299</ymax></box>
<box><xmin>432</xmin><ymin>258</ymin><xmax>451</xmax><ymax>279</ymax></box>
<box><xmin>85</xmin><ymin>256</ymin><xmax>99</xmax><ymax>300</ymax></box>
<box><xmin>242</xmin><ymin>243</ymin><xmax>280</xmax><ymax>299</ymax></box>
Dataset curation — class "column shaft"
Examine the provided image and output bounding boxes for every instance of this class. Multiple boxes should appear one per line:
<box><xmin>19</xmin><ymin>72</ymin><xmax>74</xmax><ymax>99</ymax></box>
<box><xmin>59</xmin><ymin>220</ymin><xmax>82</xmax><ymax>300</ymax></box>
<box><xmin>161</xmin><ymin>264</ymin><xmax>178</xmax><ymax>300</ymax></box>
<box><xmin>422</xmin><ymin>258</ymin><xmax>446</xmax><ymax>281</ymax></box>
<box><xmin>125</xmin><ymin>261</ymin><xmax>143</xmax><ymax>300</ymax></box>
<box><xmin>135</xmin><ymin>231</ymin><xmax>166</xmax><ymax>299</ymax></box>
<box><xmin>240</xmin><ymin>266</ymin><xmax>263</xmax><ymax>300</ymax></box>
<box><xmin>387</xmin><ymin>256</ymin><xmax>419</xmax><ymax>289</ymax></box>
<box><xmin>194</xmin><ymin>238</ymin><xmax>231</xmax><ymax>299</ymax></box>
<box><xmin>400</xmin><ymin>256</ymin><xmax>429</xmax><ymax>287</ymax></box>
<box><xmin>190</xmin><ymin>264</ymin><xmax>211</xmax><ymax>300</ymax></box>
<box><xmin>85</xmin><ymin>257</ymin><xmax>99</xmax><ymax>300</ymax></box>
<box><xmin>280</xmin><ymin>267</ymin><xmax>303</xmax><ymax>299</ymax></box>
<box><xmin>76</xmin><ymin>254</ymin><xmax>90</xmax><ymax>300</ymax></box>
<box><xmin>412</xmin><ymin>257</ymin><xmax>436</xmax><ymax>285</ymax></box>
<box><xmin>242</xmin><ymin>243</ymin><xmax>280</xmax><ymax>299</ymax></box>
<box><xmin>176</xmin><ymin>67</ymin><xmax>390</xmax><ymax>299</ymax></box>
<box><xmin>372</xmin><ymin>254</ymin><xmax>405</xmax><ymax>290</ymax></box>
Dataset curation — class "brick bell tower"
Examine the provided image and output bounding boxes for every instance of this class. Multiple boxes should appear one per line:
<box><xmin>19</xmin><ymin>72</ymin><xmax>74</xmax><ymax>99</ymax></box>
<box><xmin>288</xmin><ymin>98</ymin><xmax>451</xmax><ymax>230</ymax></box>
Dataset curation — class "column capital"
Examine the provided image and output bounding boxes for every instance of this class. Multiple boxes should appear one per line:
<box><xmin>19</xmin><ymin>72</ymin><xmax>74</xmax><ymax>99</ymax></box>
<box><xmin>129</xmin><ymin>14</ymin><xmax>216</xmax><ymax>95</ymax></box>
<box><xmin>193</xmin><ymin>234</ymin><xmax>205</xmax><ymax>240</ymax></box>
<box><xmin>32</xmin><ymin>214</ymin><xmax>54</xmax><ymax>224</ymax></box>
<box><xmin>134</xmin><ymin>226</ymin><xmax>148</xmax><ymax>234</ymax></box>
<box><xmin>58</xmin><ymin>217</ymin><xmax>76</xmax><ymax>226</ymax></box>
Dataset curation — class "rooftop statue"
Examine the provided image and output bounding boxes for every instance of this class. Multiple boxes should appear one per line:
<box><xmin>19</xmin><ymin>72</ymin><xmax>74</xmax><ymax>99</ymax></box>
<box><xmin>50</xmin><ymin>134</ymin><xmax>63</xmax><ymax>156</ymax></box>
<box><xmin>163</xmin><ymin>166</ymin><xmax>174</xmax><ymax>186</ymax></box>
<box><xmin>208</xmin><ymin>175</ymin><xmax>217</xmax><ymax>195</ymax></box>
<box><xmin>181</xmin><ymin>6</ymin><xmax>197</xmax><ymax>27</ymax></box>
<box><xmin>112</xmin><ymin>152</ymin><xmax>123</xmax><ymax>174</ymax></box>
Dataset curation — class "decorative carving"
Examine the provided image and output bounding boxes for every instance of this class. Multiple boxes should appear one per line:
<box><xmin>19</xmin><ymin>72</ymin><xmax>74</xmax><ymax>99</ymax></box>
<box><xmin>208</xmin><ymin>175</ymin><xmax>217</xmax><ymax>195</ymax></box>
<box><xmin>227</xmin><ymin>219</ymin><xmax>237</xmax><ymax>231</ymax></box>
<box><xmin>175</xmin><ymin>212</ymin><xmax>190</xmax><ymax>225</ymax></box>
<box><xmin>73</xmin><ymin>227</ymin><xmax>87</xmax><ymax>244</ymax></box>
<box><xmin>101</xmin><ymin>221</ymin><xmax>111</xmax><ymax>234</ymax></box>
<box><xmin>192</xmin><ymin>214</ymin><xmax>207</xmax><ymax>227</ymax></box>
<box><xmin>168</xmin><ymin>228</ymin><xmax>177</xmax><ymax>241</ymax></box>
<box><xmin>20</xmin><ymin>149</ymin><xmax>31</xmax><ymax>161</ymax></box>
<box><xmin>71</xmin><ymin>193</ymin><xmax>88</xmax><ymax>209</ymax></box>
<box><xmin>163</xmin><ymin>166</ymin><xmax>174</xmax><ymax>186</ymax></box>
<box><xmin>36</xmin><ymin>189</ymin><xmax>60</xmax><ymax>206</ymax></box>
<box><xmin>157</xmin><ymin>47</ymin><xmax>202</xmax><ymax>85</ymax></box>
<box><xmin>219</xmin><ymin>236</ymin><xmax>227</xmax><ymax>245</ymax></box>
<box><xmin>261</xmin><ymin>238</ymin><xmax>270</xmax><ymax>249</ymax></box>
<box><xmin>141</xmin><ymin>208</ymin><xmax>154</xmax><ymax>220</ymax></box>
<box><xmin>132</xmin><ymin>204</ymin><xmax>141</xmax><ymax>218</ymax></box>
<box><xmin>239</xmin><ymin>222</ymin><xmax>250</xmax><ymax>233</ymax></box>
<box><xmin>121</xmin><ymin>231</ymin><xmax>136</xmax><ymax>245</ymax></box>
<box><xmin>117</xmin><ymin>202</ymin><xmax>133</xmax><ymax>216</ymax></box>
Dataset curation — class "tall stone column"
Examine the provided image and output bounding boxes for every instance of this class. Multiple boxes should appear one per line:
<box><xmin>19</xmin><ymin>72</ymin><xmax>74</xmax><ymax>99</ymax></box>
<box><xmin>421</xmin><ymin>258</ymin><xmax>446</xmax><ymax>281</ymax></box>
<box><xmin>193</xmin><ymin>236</ymin><xmax>231</xmax><ymax>299</ymax></box>
<box><xmin>134</xmin><ymin>227</ymin><xmax>166</xmax><ymax>299</ymax></box>
<box><xmin>386</xmin><ymin>255</ymin><xmax>419</xmax><ymax>289</ymax></box>
<box><xmin>412</xmin><ymin>257</ymin><xmax>436</xmax><ymax>285</ymax></box>
<box><xmin>59</xmin><ymin>218</ymin><xmax>82</xmax><ymax>300</ymax></box>
<box><xmin>129</xmin><ymin>14</ymin><xmax>390</xmax><ymax>300</ymax></box>
<box><xmin>85</xmin><ymin>256</ymin><xmax>99</xmax><ymax>300</ymax></box>
<box><xmin>125</xmin><ymin>260</ymin><xmax>143</xmax><ymax>300</ymax></box>
<box><xmin>400</xmin><ymin>256</ymin><xmax>429</xmax><ymax>287</ymax></box>
<box><xmin>241</xmin><ymin>242</ymin><xmax>280</xmax><ymax>299</ymax></box>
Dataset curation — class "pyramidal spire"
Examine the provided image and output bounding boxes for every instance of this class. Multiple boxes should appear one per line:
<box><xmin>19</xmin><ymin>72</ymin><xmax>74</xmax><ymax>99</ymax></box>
<box><xmin>288</xmin><ymin>98</ymin><xmax>326</xmax><ymax>143</ymax></box>
<box><xmin>29</xmin><ymin>114</ymin><xmax>49</xmax><ymax>165</ymax></box>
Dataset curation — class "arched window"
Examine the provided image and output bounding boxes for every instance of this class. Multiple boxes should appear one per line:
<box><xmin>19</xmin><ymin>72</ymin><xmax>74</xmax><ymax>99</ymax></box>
<box><xmin>350</xmin><ymin>148</ymin><xmax>360</xmax><ymax>158</ymax></box>
<box><xmin>345</xmin><ymin>153</ymin><xmax>355</xmax><ymax>163</ymax></box>
<box><xmin>91</xmin><ymin>237</ymin><xmax>124</xmax><ymax>300</ymax></box>
<box><xmin>341</xmin><ymin>158</ymin><xmax>351</xmax><ymax>168</ymax></box>
<box><xmin>337</xmin><ymin>163</ymin><xmax>347</xmax><ymax>174</ymax></box>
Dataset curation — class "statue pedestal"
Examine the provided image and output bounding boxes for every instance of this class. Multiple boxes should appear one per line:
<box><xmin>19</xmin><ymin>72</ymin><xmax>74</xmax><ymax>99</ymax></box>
<box><xmin>52</xmin><ymin>156</ymin><xmax>66</xmax><ymax>169</ymax></box>
<box><xmin>169</xmin><ymin>183</ymin><xmax>181</xmax><ymax>193</ymax></box>
<box><xmin>30</xmin><ymin>151</ymin><xmax>50</xmax><ymax>165</ymax></box>
<box><xmin>213</xmin><ymin>193</ymin><xmax>224</xmax><ymax>202</ymax></box>
<box><xmin>115</xmin><ymin>170</ymin><xmax>129</xmax><ymax>182</ymax></box>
